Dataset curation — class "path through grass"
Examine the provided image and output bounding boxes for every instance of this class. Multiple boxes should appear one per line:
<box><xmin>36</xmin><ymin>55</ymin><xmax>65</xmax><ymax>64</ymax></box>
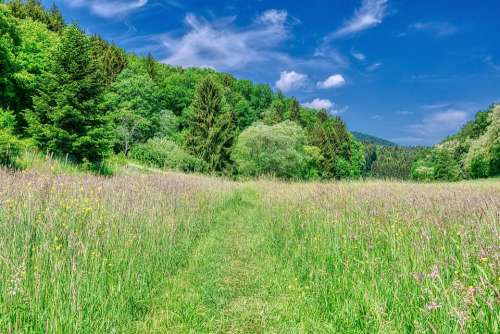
<box><xmin>1</xmin><ymin>171</ymin><xmax>498</xmax><ymax>333</ymax></box>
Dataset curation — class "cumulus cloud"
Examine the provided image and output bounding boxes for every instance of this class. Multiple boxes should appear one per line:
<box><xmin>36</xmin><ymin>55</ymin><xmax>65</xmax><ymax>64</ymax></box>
<box><xmin>303</xmin><ymin>98</ymin><xmax>333</xmax><ymax>110</ymax></box>
<box><xmin>332</xmin><ymin>0</ymin><xmax>388</xmax><ymax>38</ymax></box>
<box><xmin>409</xmin><ymin>21</ymin><xmax>459</xmax><ymax>37</ymax></box>
<box><xmin>159</xmin><ymin>10</ymin><xmax>290</xmax><ymax>70</ymax></box>
<box><xmin>317</xmin><ymin>74</ymin><xmax>346</xmax><ymax>89</ymax></box>
<box><xmin>65</xmin><ymin>0</ymin><xmax>148</xmax><ymax>18</ymax></box>
<box><xmin>303</xmin><ymin>98</ymin><xmax>348</xmax><ymax>114</ymax></box>
<box><xmin>275</xmin><ymin>71</ymin><xmax>308</xmax><ymax>92</ymax></box>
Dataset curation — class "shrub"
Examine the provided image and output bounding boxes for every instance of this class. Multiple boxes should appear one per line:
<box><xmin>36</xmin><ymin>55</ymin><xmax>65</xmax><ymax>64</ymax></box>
<box><xmin>303</xmin><ymin>145</ymin><xmax>323</xmax><ymax>180</ymax></box>
<box><xmin>411</xmin><ymin>162</ymin><xmax>434</xmax><ymax>182</ymax></box>
<box><xmin>232</xmin><ymin>121</ymin><xmax>308</xmax><ymax>179</ymax></box>
<box><xmin>130</xmin><ymin>138</ymin><xmax>207</xmax><ymax>173</ymax></box>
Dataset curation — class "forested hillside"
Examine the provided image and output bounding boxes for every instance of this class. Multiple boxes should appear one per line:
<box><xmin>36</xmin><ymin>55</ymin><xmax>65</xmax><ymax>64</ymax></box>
<box><xmin>0</xmin><ymin>0</ymin><xmax>366</xmax><ymax>180</ymax></box>
<box><xmin>352</xmin><ymin>131</ymin><xmax>396</xmax><ymax>147</ymax></box>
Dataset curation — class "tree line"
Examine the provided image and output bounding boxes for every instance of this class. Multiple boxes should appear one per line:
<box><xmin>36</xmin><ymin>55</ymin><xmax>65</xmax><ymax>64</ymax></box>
<box><xmin>0</xmin><ymin>1</ymin><xmax>364</xmax><ymax>179</ymax></box>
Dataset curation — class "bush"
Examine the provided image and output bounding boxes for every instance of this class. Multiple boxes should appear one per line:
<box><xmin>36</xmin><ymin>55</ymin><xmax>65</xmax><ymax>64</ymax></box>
<box><xmin>410</xmin><ymin>161</ymin><xmax>434</xmax><ymax>182</ymax></box>
<box><xmin>232</xmin><ymin>121</ymin><xmax>309</xmax><ymax>179</ymax></box>
<box><xmin>0</xmin><ymin>131</ymin><xmax>22</xmax><ymax>167</ymax></box>
<box><xmin>303</xmin><ymin>145</ymin><xmax>323</xmax><ymax>180</ymax></box>
<box><xmin>432</xmin><ymin>149</ymin><xmax>461</xmax><ymax>181</ymax></box>
<box><xmin>130</xmin><ymin>138</ymin><xmax>207</xmax><ymax>173</ymax></box>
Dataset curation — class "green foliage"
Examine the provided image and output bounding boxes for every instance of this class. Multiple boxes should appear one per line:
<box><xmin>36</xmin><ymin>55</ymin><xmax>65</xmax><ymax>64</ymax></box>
<box><xmin>102</xmin><ymin>66</ymin><xmax>169</xmax><ymax>153</ymax></box>
<box><xmin>410</xmin><ymin>162</ymin><xmax>435</xmax><ymax>182</ymax></box>
<box><xmin>7</xmin><ymin>0</ymin><xmax>64</xmax><ymax>32</ymax></box>
<box><xmin>185</xmin><ymin>76</ymin><xmax>236</xmax><ymax>173</ymax></box>
<box><xmin>464</xmin><ymin>105</ymin><xmax>500</xmax><ymax>178</ymax></box>
<box><xmin>352</xmin><ymin>131</ymin><xmax>396</xmax><ymax>146</ymax></box>
<box><xmin>90</xmin><ymin>35</ymin><xmax>128</xmax><ymax>87</ymax></box>
<box><xmin>130</xmin><ymin>137</ymin><xmax>207</xmax><ymax>173</ymax></box>
<box><xmin>411</xmin><ymin>104</ymin><xmax>500</xmax><ymax>181</ymax></box>
<box><xmin>309</xmin><ymin>113</ymin><xmax>356</xmax><ymax>179</ymax></box>
<box><xmin>411</xmin><ymin>149</ymin><xmax>461</xmax><ymax>182</ymax></box>
<box><xmin>0</xmin><ymin>108</ymin><xmax>22</xmax><ymax>167</ymax></box>
<box><xmin>0</xmin><ymin>4</ymin><xmax>20</xmax><ymax>109</ymax></box>
<box><xmin>9</xmin><ymin>17</ymin><xmax>58</xmax><ymax>125</ymax></box>
<box><xmin>303</xmin><ymin>145</ymin><xmax>324</xmax><ymax>180</ymax></box>
<box><xmin>232</xmin><ymin>121</ymin><xmax>309</xmax><ymax>179</ymax></box>
<box><xmin>26</xmin><ymin>25</ymin><xmax>113</xmax><ymax>163</ymax></box>
<box><xmin>262</xmin><ymin>98</ymin><xmax>286</xmax><ymax>125</ymax></box>
<box><xmin>370</xmin><ymin>146</ymin><xmax>424</xmax><ymax>179</ymax></box>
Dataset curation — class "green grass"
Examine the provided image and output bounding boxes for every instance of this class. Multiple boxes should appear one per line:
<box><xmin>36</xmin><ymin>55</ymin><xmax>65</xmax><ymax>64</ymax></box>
<box><xmin>0</xmin><ymin>170</ymin><xmax>498</xmax><ymax>333</ymax></box>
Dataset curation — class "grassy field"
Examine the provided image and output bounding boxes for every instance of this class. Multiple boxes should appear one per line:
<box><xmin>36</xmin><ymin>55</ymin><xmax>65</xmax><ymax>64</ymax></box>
<box><xmin>0</xmin><ymin>168</ymin><xmax>498</xmax><ymax>333</ymax></box>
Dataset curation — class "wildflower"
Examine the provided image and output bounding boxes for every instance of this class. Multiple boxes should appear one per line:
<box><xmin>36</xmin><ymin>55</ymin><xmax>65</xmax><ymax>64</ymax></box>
<box><xmin>426</xmin><ymin>301</ymin><xmax>441</xmax><ymax>311</ymax></box>
<box><xmin>429</xmin><ymin>265</ymin><xmax>439</xmax><ymax>280</ymax></box>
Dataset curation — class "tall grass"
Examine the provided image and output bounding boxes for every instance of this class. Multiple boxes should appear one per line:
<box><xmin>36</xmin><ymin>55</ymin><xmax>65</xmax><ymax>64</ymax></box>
<box><xmin>0</xmin><ymin>170</ymin><xmax>234</xmax><ymax>332</ymax></box>
<box><xmin>0</xmin><ymin>169</ymin><xmax>498</xmax><ymax>333</ymax></box>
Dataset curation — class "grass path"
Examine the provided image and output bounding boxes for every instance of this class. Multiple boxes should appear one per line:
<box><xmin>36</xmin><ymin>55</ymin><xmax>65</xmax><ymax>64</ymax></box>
<box><xmin>134</xmin><ymin>187</ymin><xmax>314</xmax><ymax>333</ymax></box>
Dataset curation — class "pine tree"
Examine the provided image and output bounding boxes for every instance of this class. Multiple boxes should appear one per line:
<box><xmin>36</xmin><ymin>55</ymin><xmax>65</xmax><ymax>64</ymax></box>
<box><xmin>310</xmin><ymin>112</ymin><xmax>353</xmax><ymax>178</ymax></box>
<box><xmin>144</xmin><ymin>52</ymin><xmax>157</xmax><ymax>81</ymax></box>
<box><xmin>289</xmin><ymin>98</ymin><xmax>301</xmax><ymax>124</ymax></box>
<box><xmin>185</xmin><ymin>76</ymin><xmax>236</xmax><ymax>172</ymax></box>
<box><xmin>47</xmin><ymin>3</ymin><xmax>64</xmax><ymax>32</ymax></box>
<box><xmin>91</xmin><ymin>35</ymin><xmax>128</xmax><ymax>86</ymax></box>
<box><xmin>262</xmin><ymin>99</ymin><xmax>285</xmax><ymax>125</ymax></box>
<box><xmin>26</xmin><ymin>25</ymin><xmax>112</xmax><ymax>163</ymax></box>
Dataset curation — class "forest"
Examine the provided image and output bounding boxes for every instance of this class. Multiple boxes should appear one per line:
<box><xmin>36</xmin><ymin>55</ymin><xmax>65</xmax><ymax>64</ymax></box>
<box><xmin>1</xmin><ymin>1</ymin><xmax>498</xmax><ymax>181</ymax></box>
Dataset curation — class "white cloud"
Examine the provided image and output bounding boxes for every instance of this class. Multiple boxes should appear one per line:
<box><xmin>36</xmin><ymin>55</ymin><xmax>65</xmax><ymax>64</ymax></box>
<box><xmin>65</xmin><ymin>0</ymin><xmax>148</xmax><ymax>17</ymax></box>
<box><xmin>159</xmin><ymin>11</ymin><xmax>290</xmax><ymax>70</ymax></box>
<box><xmin>303</xmin><ymin>98</ymin><xmax>333</xmax><ymax>110</ymax></box>
<box><xmin>351</xmin><ymin>50</ymin><xmax>366</xmax><ymax>61</ymax></box>
<box><xmin>333</xmin><ymin>0</ymin><xmax>388</xmax><ymax>38</ymax></box>
<box><xmin>275</xmin><ymin>71</ymin><xmax>308</xmax><ymax>92</ymax></box>
<box><xmin>257</xmin><ymin>9</ymin><xmax>288</xmax><ymax>25</ymax></box>
<box><xmin>303</xmin><ymin>98</ymin><xmax>348</xmax><ymax>114</ymax></box>
<box><xmin>409</xmin><ymin>109</ymin><xmax>468</xmax><ymax>138</ymax></box>
<box><xmin>317</xmin><ymin>74</ymin><xmax>346</xmax><ymax>89</ymax></box>
<box><xmin>409</xmin><ymin>21</ymin><xmax>459</xmax><ymax>37</ymax></box>
<box><xmin>397</xmin><ymin>110</ymin><xmax>413</xmax><ymax>116</ymax></box>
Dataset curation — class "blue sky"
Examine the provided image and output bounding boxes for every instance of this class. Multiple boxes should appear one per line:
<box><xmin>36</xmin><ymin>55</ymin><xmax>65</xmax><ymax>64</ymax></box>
<box><xmin>42</xmin><ymin>0</ymin><xmax>500</xmax><ymax>145</ymax></box>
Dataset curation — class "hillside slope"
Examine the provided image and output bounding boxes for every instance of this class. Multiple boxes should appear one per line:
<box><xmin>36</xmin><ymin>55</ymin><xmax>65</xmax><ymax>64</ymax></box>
<box><xmin>352</xmin><ymin>131</ymin><xmax>396</xmax><ymax>146</ymax></box>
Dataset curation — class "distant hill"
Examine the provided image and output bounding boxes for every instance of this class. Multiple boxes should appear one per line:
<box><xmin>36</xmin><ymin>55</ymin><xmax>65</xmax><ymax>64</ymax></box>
<box><xmin>352</xmin><ymin>132</ymin><xmax>396</xmax><ymax>146</ymax></box>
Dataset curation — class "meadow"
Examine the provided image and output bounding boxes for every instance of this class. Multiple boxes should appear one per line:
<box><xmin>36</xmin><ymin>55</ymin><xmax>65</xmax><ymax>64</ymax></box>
<box><xmin>0</xmin><ymin>166</ymin><xmax>498</xmax><ymax>333</ymax></box>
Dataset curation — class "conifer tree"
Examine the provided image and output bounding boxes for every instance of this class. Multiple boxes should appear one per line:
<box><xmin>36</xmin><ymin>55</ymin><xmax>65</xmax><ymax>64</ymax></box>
<box><xmin>289</xmin><ymin>98</ymin><xmax>301</xmax><ymax>124</ymax></box>
<box><xmin>185</xmin><ymin>76</ymin><xmax>236</xmax><ymax>172</ymax></box>
<box><xmin>310</xmin><ymin>112</ymin><xmax>352</xmax><ymax>178</ymax></box>
<box><xmin>26</xmin><ymin>25</ymin><xmax>112</xmax><ymax>163</ymax></box>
